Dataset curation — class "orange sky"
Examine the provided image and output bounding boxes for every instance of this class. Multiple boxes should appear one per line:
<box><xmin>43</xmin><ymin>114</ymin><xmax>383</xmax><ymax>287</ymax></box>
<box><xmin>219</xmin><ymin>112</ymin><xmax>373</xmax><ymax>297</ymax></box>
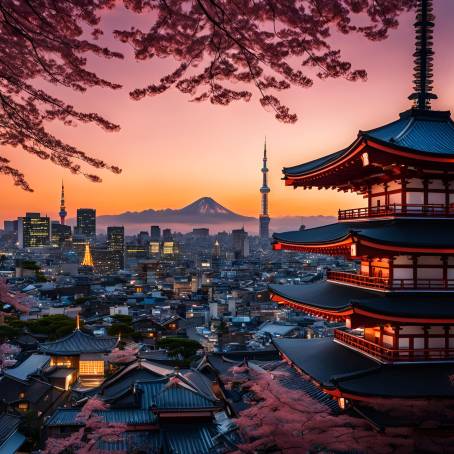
<box><xmin>2</xmin><ymin>3</ymin><xmax>454</xmax><ymax>224</ymax></box>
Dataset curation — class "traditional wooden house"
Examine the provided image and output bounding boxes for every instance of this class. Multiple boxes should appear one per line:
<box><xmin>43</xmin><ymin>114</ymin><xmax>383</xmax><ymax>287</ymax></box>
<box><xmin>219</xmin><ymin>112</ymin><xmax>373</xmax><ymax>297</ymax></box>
<box><xmin>270</xmin><ymin>0</ymin><xmax>454</xmax><ymax>428</ymax></box>
<box><xmin>39</xmin><ymin>317</ymin><xmax>117</xmax><ymax>388</ymax></box>
<box><xmin>46</xmin><ymin>359</ymin><xmax>228</xmax><ymax>453</ymax></box>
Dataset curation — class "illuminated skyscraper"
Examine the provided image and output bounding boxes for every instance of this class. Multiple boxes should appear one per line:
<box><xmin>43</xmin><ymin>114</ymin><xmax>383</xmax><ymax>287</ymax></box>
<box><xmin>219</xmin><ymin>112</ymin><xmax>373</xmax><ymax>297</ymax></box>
<box><xmin>18</xmin><ymin>213</ymin><xmax>50</xmax><ymax>249</ymax></box>
<box><xmin>259</xmin><ymin>139</ymin><xmax>270</xmax><ymax>240</ymax></box>
<box><xmin>59</xmin><ymin>181</ymin><xmax>67</xmax><ymax>225</ymax></box>
<box><xmin>76</xmin><ymin>208</ymin><xmax>96</xmax><ymax>240</ymax></box>
<box><xmin>107</xmin><ymin>226</ymin><xmax>125</xmax><ymax>252</ymax></box>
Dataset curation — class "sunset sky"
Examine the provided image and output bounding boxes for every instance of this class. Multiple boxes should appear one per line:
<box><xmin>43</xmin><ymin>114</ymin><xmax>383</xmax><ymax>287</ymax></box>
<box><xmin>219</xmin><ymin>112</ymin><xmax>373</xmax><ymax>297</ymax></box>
<box><xmin>2</xmin><ymin>2</ymin><xmax>454</xmax><ymax>225</ymax></box>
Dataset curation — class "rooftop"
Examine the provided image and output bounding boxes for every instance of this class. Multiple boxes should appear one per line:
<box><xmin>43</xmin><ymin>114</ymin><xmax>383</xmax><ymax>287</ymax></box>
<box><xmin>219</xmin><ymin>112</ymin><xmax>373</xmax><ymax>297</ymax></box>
<box><xmin>274</xmin><ymin>337</ymin><xmax>454</xmax><ymax>398</ymax></box>
<box><xmin>284</xmin><ymin>109</ymin><xmax>454</xmax><ymax>180</ymax></box>
<box><xmin>39</xmin><ymin>329</ymin><xmax>118</xmax><ymax>356</ymax></box>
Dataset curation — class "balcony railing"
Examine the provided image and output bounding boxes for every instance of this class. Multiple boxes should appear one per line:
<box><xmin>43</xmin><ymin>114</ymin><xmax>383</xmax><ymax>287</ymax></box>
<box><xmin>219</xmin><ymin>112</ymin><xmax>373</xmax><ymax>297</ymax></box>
<box><xmin>327</xmin><ymin>271</ymin><xmax>454</xmax><ymax>291</ymax></box>
<box><xmin>334</xmin><ymin>329</ymin><xmax>454</xmax><ymax>362</ymax></box>
<box><xmin>338</xmin><ymin>203</ymin><xmax>454</xmax><ymax>220</ymax></box>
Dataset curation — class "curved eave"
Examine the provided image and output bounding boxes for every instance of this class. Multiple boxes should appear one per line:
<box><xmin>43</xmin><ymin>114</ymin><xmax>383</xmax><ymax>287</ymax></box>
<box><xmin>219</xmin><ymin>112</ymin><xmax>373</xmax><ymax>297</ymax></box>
<box><xmin>270</xmin><ymin>291</ymin><xmax>351</xmax><ymax>321</ymax></box>
<box><xmin>273</xmin><ymin>234</ymin><xmax>454</xmax><ymax>256</ymax></box>
<box><xmin>269</xmin><ymin>287</ymin><xmax>454</xmax><ymax>324</ymax></box>
<box><xmin>284</xmin><ymin>135</ymin><xmax>454</xmax><ymax>188</ymax></box>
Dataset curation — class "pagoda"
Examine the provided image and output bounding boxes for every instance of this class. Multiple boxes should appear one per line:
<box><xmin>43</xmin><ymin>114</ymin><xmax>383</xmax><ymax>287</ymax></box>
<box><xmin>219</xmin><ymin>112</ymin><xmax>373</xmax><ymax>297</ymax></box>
<box><xmin>270</xmin><ymin>0</ymin><xmax>454</xmax><ymax>427</ymax></box>
<box><xmin>39</xmin><ymin>316</ymin><xmax>118</xmax><ymax>388</ymax></box>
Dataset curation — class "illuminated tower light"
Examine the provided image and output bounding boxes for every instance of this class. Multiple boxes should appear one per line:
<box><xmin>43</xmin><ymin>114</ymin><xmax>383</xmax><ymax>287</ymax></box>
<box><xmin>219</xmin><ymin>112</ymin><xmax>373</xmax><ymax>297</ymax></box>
<box><xmin>81</xmin><ymin>242</ymin><xmax>94</xmax><ymax>267</ymax></box>
<box><xmin>59</xmin><ymin>181</ymin><xmax>67</xmax><ymax>225</ymax></box>
<box><xmin>259</xmin><ymin>138</ymin><xmax>271</xmax><ymax>240</ymax></box>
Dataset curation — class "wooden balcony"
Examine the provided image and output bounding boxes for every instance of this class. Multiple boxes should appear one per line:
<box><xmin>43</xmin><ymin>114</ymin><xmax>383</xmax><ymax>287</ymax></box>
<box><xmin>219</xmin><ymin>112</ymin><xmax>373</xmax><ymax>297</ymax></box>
<box><xmin>338</xmin><ymin>203</ymin><xmax>454</xmax><ymax>220</ymax></box>
<box><xmin>334</xmin><ymin>329</ymin><xmax>454</xmax><ymax>362</ymax></box>
<box><xmin>327</xmin><ymin>271</ymin><xmax>454</xmax><ymax>291</ymax></box>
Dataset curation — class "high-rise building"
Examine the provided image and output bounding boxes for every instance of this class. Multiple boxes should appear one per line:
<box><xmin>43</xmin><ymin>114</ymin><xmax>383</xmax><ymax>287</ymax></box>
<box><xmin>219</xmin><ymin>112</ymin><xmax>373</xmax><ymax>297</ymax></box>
<box><xmin>259</xmin><ymin>139</ymin><xmax>270</xmax><ymax>240</ymax></box>
<box><xmin>76</xmin><ymin>208</ymin><xmax>96</xmax><ymax>240</ymax></box>
<box><xmin>150</xmin><ymin>225</ymin><xmax>161</xmax><ymax>241</ymax></box>
<box><xmin>162</xmin><ymin>228</ymin><xmax>172</xmax><ymax>242</ymax></box>
<box><xmin>138</xmin><ymin>231</ymin><xmax>150</xmax><ymax>245</ymax></box>
<box><xmin>51</xmin><ymin>221</ymin><xmax>72</xmax><ymax>247</ymax></box>
<box><xmin>18</xmin><ymin>213</ymin><xmax>50</xmax><ymax>248</ymax></box>
<box><xmin>232</xmin><ymin>228</ymin><xmax>249</xmax><ymax>259</ymax></box>
<box><xmin>192</xmin><ymin>228</ymin><xmax>209</xmax><ymax>238</ymax></box>
<box><xmin>212</xmin><ymin>239</ymin><xmax>221</xmax><ymax>258</ymax></box>
<box><xmin>3</xmin><ymin>220</ymin><xmax>18</xmax><ymax>234</ymax></box>
<box><xmin>107</xmin><ymin>226</ymin><xmax>125</xmax><ymax>252</ymax></box>
<box><xmin>92</xmin><ymin>249</ymin><xmax>123</xmax><ymax>275</ymax></box>
<box><xmin>59</xmin><ymin>181</ymin><xmax>67</xmax><ymax>225</ymax></box>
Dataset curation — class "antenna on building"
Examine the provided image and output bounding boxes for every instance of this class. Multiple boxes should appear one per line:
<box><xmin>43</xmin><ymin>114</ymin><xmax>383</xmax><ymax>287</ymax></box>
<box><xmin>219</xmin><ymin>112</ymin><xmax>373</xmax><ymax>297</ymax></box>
<box><xmin>408</xmin><ymin>0</ymin><xmax>437</xmax><ymax>110</ymax></box>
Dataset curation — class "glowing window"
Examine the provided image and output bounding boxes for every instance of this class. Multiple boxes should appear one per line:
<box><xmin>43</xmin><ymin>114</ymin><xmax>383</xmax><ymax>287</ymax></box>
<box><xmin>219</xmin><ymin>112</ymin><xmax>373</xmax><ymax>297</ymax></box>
<box><xmin>79</xmin><ymin>360</ymin><xmax>104</xmax><ymax>376</ymax></box>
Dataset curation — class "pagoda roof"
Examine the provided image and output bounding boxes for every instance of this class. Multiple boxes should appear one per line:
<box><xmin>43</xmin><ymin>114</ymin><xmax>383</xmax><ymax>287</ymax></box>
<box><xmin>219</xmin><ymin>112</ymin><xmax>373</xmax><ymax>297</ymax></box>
<box><xmin>269</xmin><ymin>282</ymin><xmax>454</xmax><ymax>323</ymax></box>
<box><xmin>39</xmin><ymin>329</ymin><xmax>118</xmax><ymax>356</ymax></box>
<box><xmin>274</xmin><ymin>337</ymin><xmax>454</xmax><ymax>399</ymax></box>
<box><xmin>283</xmin><ymin>109</ymin><xmax>454</xmax><ymax>188</ymax></box>
<box><xmin>273</xmin><ymin>219</ymin><xmax>454</xmax><ymax>254</ymax></box>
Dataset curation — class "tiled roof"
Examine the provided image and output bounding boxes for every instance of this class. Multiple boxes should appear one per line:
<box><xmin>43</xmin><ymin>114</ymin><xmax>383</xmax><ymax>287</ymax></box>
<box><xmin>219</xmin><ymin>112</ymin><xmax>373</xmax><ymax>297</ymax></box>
<box><xmin>273</xmin><ymin>219</ymin><xmax>454</xmax><ymax>249</ymax></box>
<box><xmin>270</xmin><ymin>282</ymin><xmax>454</xmax><ymax>319</ymax></box>
<box><xmin>5</xmin><ymin>354</ymin><xmax>50</xmax><ymax>381</ymax></box>
<box><xmin>138</xmin><ymin>377</ymin><xmax>219</xmax><ymax>410</ymax></box>
<box><xmin>284</xmin><ymin>109</ymin><xmax>454</xmax><ymax>177</ymax></box>
<box><xmin>274</xmin><ymin>338</ymin><xmax>454</xmax><ymax>398</ymax></box>
<box><xmin>365</xmin><ymin>109</ymin><xmax>454</xmax><ymax>154</ymax></box>
<box><xmin>46</xmin><ymin>408</ymin><xmax>157</xmax><ymax>426</ymax></box>
<box><xmin>0</xmin><ymin>414</ymin><xmax>21</xmax><ymax>447</ymax></box>
<box><xmin>166</xmin><ymin>425</ymin><xmax>216</xmax><ymax>454</ymax></box>
<box><xmin>39</xmin><ymin>329</ymin><xmax>117</xmax><ymax>355</ymax></box>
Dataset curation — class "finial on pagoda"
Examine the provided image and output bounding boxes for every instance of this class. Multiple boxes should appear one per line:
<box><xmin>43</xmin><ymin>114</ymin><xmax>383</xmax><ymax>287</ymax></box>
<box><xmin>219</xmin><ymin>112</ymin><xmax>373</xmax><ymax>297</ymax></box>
<box><xmin>76</xmin><ymin>313</ymin><xmax>80</xmax><ymax>330</ymax></box>
<box><xmin>408</xmin><ymin>0</ymin><xmax>437</xmax><ymax>110</ymax></box>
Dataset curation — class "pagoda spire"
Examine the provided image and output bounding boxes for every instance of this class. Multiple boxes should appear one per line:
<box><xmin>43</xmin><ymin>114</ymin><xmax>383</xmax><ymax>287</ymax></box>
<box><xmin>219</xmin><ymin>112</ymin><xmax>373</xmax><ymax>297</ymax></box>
<box><xmin>408</xmin><ymin>0</ymin><xmax>437</xmax><ymax>110</ymax></box>
<box><xmin>59</xmin><ymin>180</ymin><xmax>67</xmax><ymax>225</ymax></box>
<box><xmin>81</xmin><ymin>242</ymin><xmax>94</xmax><ymax>267</ymax></box>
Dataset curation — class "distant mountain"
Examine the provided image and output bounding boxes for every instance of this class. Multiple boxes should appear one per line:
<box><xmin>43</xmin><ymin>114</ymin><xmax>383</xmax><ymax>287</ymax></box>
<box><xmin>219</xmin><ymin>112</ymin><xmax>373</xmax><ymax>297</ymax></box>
<box><xmin>96</xmin><ymin>197</ymin><xmax>254</xmax><ymax>226</ymax></box>
<box><xmin>92</xmin><ymin>197</ymin><xmax>336</xmax><ymax>234</ymax></box>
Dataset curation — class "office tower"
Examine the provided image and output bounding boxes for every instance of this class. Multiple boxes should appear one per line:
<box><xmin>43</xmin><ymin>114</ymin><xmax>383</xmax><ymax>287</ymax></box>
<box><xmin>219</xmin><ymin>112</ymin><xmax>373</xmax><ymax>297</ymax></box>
<box><xmin>18</xmin><ymin>213</ymin><xmax>50</xmax><ymax>248</ymax></box>
<box><xmin>92</xmin><ymin>249</ymin><xmax>123</xmax><ymax>275</ymax></box>
<box><xmin>212</xmin><ymin>239</ymin><xmax>221</xmax><ymax>259</ymax></box>
<box><xmin>150</xmin><ymin>225</ymin><xmax>161</xmax><ymax>241</ymax></box>
<box><xmin>232</xmin><ymin>227</ymin><xmax>249</xmax><ymax>259</ymax></box>
<box><xmin>259</xmin><ymin>139</ymin><xmax>270</xmax><ymax>240</ymax></box>
<box><xmin>51</xmin><ymin>221</ymin><xmax>72</xmax><ymax>247</ymax></box>
<box><xmin>3</xmin><ymin>220</ymin><xmax>18</xmax><ymax>234</ymax></box>
<box><xmin>107</xmin><ymin>226</ymin><xmax>125</xmax><ymax>252</ymax></box>
<box><xmin>162</xmin><ymin>228</ymin><xmax>172</xmax><ymax>241</ymax></box>
<box><xmin>192</xmin><ymin>228</ymin><xmax>209</xmax><ymax>238</ymax></box>
<box><xmin>59</xmin><ymin>181</ymin><xmax>67</xmax><ymax>225</ymax></box>
<box><xmin>138</xmin><ymin>231</ymin><xmax>150</xmax><ymax>245</ymax></box>
<box><xmin>76</xmin><ymin>208</ymin><xmax>96</xmax><ymax>240</ymax></box>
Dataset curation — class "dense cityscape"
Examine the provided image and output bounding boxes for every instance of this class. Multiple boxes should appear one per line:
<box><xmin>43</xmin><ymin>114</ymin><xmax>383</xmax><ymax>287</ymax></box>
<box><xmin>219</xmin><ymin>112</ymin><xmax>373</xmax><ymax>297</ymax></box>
<box><xmin>2</xmin><ymin>0</ymin><xmax>454</xmax><ymax>453</ymax></box>
<box><xmin>0</xmin><ymin>143</ymin><xmax>353</xmax><ymax>453</ymax></box>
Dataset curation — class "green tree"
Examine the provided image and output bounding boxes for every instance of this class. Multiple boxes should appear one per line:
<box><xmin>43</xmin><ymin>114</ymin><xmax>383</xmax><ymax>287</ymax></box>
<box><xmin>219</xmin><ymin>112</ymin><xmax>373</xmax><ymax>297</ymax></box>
<box><xmin>157</xmin><ymin>337</ymin><xmax>201</xmax><ymax>361</ymax></box>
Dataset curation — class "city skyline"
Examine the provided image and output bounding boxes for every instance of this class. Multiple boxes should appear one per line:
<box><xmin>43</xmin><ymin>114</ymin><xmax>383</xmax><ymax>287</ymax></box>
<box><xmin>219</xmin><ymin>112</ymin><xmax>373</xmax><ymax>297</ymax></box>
<box><xmin>2</xmin><ymin>3</ymin><xmax>454</xmax><ymax>224</ymax></box>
